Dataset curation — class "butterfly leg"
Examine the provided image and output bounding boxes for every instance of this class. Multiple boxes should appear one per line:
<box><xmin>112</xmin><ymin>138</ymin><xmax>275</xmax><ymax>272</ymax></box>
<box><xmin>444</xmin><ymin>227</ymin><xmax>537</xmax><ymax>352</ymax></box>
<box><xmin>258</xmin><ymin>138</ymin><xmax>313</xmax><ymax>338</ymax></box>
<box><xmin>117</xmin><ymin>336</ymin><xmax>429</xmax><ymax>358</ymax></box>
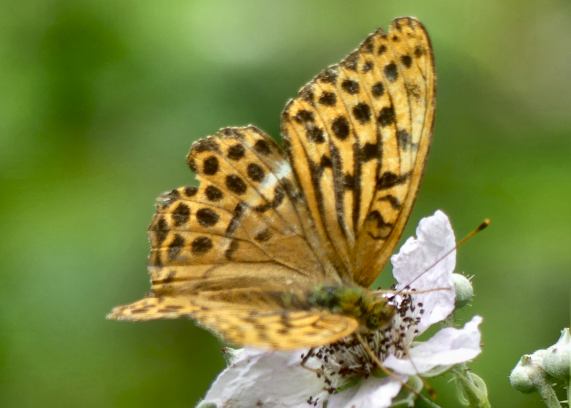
<box><xmin>299</xmin><ymin>348</ymin><xmax>321</xmax><ymax>374</ymax></box>
<box><xmin>301</xmin><ymin>348</ymin><xmax>315</xmax><ymax>367</ymax></box>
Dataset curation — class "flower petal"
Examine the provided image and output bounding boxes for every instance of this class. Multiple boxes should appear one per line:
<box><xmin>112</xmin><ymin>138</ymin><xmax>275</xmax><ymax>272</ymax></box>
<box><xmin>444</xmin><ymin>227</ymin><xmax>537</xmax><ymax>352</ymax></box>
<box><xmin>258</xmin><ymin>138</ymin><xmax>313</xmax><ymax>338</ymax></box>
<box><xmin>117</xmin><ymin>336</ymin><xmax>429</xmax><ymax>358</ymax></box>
<box><xmin>383</xmin><ymin>316</ymin><xmax>483</xmax><ymax>376</ymax></box>
<box><xmin>391</xmin><ymin>210</ymin><xmax>456</xmax><ymax>333</ymax></box>
<box><xmin>327</xmin><ymin>376</ymin><xmax>404</xmax><ymax>408</ymax></box>
<box><xmin>200</xmin><ymin>348</ymin><xmax>325</xmax><ymax>407</ymax></box>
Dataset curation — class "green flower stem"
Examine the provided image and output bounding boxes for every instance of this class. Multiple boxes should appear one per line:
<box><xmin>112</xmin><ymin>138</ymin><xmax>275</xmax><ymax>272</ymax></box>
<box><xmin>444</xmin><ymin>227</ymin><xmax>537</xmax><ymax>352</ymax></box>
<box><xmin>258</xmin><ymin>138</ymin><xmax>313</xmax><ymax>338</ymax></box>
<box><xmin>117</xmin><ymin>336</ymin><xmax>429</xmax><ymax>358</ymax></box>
<box><xmin>417</xmin><ymin>393</ymin><xmax>444</xmax><ymax>408</ymax></box>
<box><xmin>529</xmin><ymin>371</ymin><xmax>561</xmax><ymax>408</ymax></box>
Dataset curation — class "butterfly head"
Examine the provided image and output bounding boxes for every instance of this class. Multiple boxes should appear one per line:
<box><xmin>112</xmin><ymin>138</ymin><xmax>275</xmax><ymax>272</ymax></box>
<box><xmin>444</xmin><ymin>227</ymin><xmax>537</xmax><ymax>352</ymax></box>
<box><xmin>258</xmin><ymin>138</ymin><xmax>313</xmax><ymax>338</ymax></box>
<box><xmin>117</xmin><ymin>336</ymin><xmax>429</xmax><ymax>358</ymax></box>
<box><xmin>362</xmin><ymin>295</ymin><xmax>396</xmax><ymax>331</ymax></box>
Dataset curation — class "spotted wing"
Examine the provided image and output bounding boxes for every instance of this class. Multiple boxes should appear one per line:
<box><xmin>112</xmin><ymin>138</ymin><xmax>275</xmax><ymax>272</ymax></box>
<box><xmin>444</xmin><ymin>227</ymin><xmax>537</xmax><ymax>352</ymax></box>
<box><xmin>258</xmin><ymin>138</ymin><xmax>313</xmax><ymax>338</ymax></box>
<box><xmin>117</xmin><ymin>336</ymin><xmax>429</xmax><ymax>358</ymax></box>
<box><xmin>281</xmin><ymin>17</ymin><xmax>436</xmax><ymax>286</ymax></box>
<box><xmin>109</xmin><ymin>126</ymin><xmax>342</xmax><ymax>332</ymax></box>
<box><xmin>109</xmin><ymin>295</ymin><xmax>358</xmax><ymax>350</ymax></box>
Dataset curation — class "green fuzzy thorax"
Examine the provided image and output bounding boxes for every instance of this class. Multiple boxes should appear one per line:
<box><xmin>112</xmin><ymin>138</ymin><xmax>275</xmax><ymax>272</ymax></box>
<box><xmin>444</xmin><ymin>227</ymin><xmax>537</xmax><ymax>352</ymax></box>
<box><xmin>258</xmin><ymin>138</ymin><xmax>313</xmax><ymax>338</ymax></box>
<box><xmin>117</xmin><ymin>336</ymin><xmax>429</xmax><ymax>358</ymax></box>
<box><xmin>308</xmin><ymin>285</ymin><xmax>395</xmax><ymax>330</ymax></box>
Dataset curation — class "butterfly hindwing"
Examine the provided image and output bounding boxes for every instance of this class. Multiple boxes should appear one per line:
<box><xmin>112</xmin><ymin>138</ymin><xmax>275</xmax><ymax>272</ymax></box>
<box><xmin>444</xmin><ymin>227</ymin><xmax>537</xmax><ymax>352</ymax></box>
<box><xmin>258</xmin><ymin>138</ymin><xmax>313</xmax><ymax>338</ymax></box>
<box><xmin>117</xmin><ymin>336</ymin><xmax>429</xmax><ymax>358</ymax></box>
<box><xmin>195</xmin><ymin>307</ymin><xmax>359</xmax><ymax>350</ymax></box>
<box><xmin>109</xmin><ymin>294</ymin><xmax>359</xmax><ymax>350</ymax></box>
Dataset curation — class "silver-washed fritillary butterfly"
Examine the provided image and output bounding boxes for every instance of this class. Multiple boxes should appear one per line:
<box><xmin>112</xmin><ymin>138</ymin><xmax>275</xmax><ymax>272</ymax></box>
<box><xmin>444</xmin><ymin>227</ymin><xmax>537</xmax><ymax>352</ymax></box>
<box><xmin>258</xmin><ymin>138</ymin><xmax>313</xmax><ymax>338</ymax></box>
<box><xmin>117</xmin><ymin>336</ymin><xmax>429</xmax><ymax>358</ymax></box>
<box><xmin>108</xmin><ymin>16</ymin><xmax>436</xmax><ymax>350</ymax></box>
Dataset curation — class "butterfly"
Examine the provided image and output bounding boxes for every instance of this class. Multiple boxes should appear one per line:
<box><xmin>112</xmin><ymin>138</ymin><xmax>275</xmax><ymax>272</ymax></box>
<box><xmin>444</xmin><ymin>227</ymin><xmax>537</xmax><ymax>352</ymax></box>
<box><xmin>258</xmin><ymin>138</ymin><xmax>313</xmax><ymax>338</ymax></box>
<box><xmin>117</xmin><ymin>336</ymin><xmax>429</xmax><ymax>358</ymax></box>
<box><xmin>108</xmin><ymin>16</ymin><xmax>436</xmax><ymax>350</ymax></box>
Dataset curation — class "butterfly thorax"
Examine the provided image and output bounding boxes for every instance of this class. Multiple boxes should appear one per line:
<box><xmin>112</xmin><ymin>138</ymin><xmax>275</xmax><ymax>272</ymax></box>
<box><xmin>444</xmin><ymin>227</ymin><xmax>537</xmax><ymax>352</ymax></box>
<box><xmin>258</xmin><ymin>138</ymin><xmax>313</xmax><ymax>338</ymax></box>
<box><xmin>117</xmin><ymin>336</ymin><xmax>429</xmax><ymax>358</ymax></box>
<box><xmin>307</xmin><ymin>286</ymin><xmax>395</xmax><ymax>331</ymax></box>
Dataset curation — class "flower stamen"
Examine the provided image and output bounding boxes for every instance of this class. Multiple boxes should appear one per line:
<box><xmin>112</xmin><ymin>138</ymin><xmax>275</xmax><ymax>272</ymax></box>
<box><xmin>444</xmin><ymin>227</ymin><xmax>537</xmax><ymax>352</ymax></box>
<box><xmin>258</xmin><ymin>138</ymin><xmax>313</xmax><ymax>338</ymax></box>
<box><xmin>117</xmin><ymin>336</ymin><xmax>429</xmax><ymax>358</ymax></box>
<box><xmin>302</xmin><ymin>292</ymin><xmax>426</xmax><ymax>399</ymax></box>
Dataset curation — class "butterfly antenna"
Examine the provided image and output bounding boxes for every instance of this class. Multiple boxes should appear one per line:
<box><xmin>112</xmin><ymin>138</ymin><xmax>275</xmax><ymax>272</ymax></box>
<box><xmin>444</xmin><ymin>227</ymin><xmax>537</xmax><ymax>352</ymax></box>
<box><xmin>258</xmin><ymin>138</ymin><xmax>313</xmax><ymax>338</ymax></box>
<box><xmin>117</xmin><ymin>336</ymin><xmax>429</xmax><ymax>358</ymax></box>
<box><xmin>396</xmin><ymin>219</ymin><xmax>491</xmax><ymax>295</ymax></box>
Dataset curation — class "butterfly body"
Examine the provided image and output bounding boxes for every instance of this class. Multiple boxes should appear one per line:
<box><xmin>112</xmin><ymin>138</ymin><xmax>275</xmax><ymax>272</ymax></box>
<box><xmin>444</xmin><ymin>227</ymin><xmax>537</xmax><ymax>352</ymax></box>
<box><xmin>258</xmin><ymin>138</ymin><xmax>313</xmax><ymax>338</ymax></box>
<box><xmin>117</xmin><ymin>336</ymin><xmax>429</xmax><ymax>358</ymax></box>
<box><xmin>307</xmin><ymin>285</ymin><xmax>395</xmax><ymax>331</ymax></box>
<box><xmin>109</xmin><ymin>16</ymin><xmax>435</xmax><ymax>351</ymax></box>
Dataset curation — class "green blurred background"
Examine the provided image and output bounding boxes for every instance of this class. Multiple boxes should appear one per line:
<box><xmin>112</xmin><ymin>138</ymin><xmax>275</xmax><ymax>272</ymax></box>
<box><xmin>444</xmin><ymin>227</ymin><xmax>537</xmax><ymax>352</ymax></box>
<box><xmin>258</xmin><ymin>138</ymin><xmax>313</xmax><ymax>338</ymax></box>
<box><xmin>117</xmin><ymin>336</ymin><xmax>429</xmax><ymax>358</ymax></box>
<box><xmin>1</xmin><ymin>0</ymin><xmax>569</xmax><ymax>406</ymax></box>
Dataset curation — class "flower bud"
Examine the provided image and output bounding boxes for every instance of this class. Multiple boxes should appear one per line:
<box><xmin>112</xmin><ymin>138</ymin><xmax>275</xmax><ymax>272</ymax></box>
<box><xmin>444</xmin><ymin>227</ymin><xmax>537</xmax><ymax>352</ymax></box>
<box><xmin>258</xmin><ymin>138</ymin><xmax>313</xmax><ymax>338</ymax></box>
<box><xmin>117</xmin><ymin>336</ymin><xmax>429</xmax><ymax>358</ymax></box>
<box><xmin>454</xmin><ymin>367</ymin><xmax>489</xmax><ymax>407</ymax></box>
<box><xmin>452</xmin><ymin>273</ymin><xmax>474</xmax><ymax>308</ymax></box>
<box><xmin>509</xmin><ymin>351</ymin><xmax>547</xmax><ymax>393</ymax></box>
<box><xmin>542</xmin><ymin>328</ymin><xmax>570</xmax><ymax>381</ymax></box>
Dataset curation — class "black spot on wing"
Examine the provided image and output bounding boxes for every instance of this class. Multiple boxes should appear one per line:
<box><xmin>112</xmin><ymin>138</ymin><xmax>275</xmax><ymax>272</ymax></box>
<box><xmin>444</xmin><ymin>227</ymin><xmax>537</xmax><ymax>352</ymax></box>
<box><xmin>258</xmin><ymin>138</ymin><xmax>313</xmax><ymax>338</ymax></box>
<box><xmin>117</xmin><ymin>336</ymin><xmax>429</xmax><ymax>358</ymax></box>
<box><xmin>318</xmin><ymin>91</ymin><xmax>337</xmax><ymax>106</ymax></box>
<box><xmin>414</xmin><ymin>45</ymin><xmax>425</xmax><ymax>58</ymax></box>
<box><xmin>193</xmin><ymin>139</ymin><xmax>220</xmax><ymax>153</ymax></box>
<box><xmin>203</xmin><ymin>156</ymin><xmax>219</xmax><ymax>175</ymax></box>
<box><xmin>225</xmin><ymin>175</ymin><xmax>247</xmax><ymax>194</ymax></box>
<box><xmin>191</xmin><ymin>236</ymin><xmax>213</xmax><ymax>255</ymax></box>
<box><xmin>384</xmin><ymin>62</ymin><xmax>398</xmax><ymax>82</ymax></box>
<box><xmin>361</xmin><ymin>142</ymin><xmax>380</xmax><ymax>162</ymax></box>
<box><xmin>362</xmin><ymin>36</ymin><xmax>374</xmax><ymax>53</ymax></box>
<box><xmin>254</xmin><ymin>139</ymin><xmax>271</xmax><ymax>156</ymax></box>
<box><xmin>320</xmin><ymin>155</ymin><xmax>332</xmax><ymax>168</ymax></box>
<box><xmin>247</xmin><ymin>163</ymin><xmax>265</xmax><ymax>182</ymax></box>
<box><xmin>317</xmin><ymin>67</ymin><xmax>338</xmax><ymax>84</ymax></box>
<box><xmin>331</xmin><ymin>116</ymin><xmax>350</xmax><ymax>140</ymax></box>
<box><xmin>227</xmin><ymin>144</ymin><xmax>245</xmax><ymax>160</ymax></box>
<box><xmin>377</xmin><ymin>171</ymin><xmax>410</xmax><ymax>190</ymax></box>
<box><xmin>168</xmin><ymin>234</ymin><xmax>185</xmax><ymax>260</ymax></box>
<box><xmin>342</xmin><ymin>52</ymin><xmax>359</xmax><ymax>71</ymax></box>
<box><xmin>299</xmin><ymin>86</ymin><xmax>315</xmax><ymax>105</ymax></box>
<box><xmin>352</xmin><ymin>103</ymin><xmax>371</xmax><ymax>124</ymax></box>
<box><xmin>205</xmin><ymin>185</ymin><xmax>223</xmax><ymax>201</ymax></box>
<box><xmin>184</xmin><ymin>186</ymin><xmax>198</xmax><ymax>197</ymax></box>
<box><xmin>196</xmin><ymin>208</ymin><xmax>219</xmax><ymax>227</ymax></box>
<box><xmin>341</xmin><ymin>79</ymin><xmax>359</xmax><ymax>95</ymax></box>
<box><xmin>294</xmin><ymin>109</ymin><xmax>314</xmax><ymax>123</ymax></box>
<box><xmin>154</xmin><ymin>217</ymin><xmax>168</xmax><ymax>245</ymax></box>
<box><xmin>401</xmin><ymin>55</ymin><xmax>412</xmax><ymax>68</ymax></box>
<box><xmin>272</xmin><ymin>186</ymin><xmax>285</xmax><ymax>208</ymax></box>
<box><xmin>172</xmin><ymin>203</ymin><xmax>190</xmax><ymax>226</ymax></box>
<box><xmin>371</xmin><ymin>82</ymin><xmax>384</xmax><ymax>98</ymax></box>
<box><xmin>306</xmin><ymin>124</ymin><xmax>325</xmax><ymax>143</ymax></box>
<box><xmin>378</xmin><ymin>106</ymin><xmax>395</xmax><ymax>127</ymax></box>
<box><xmin>254</xmin><ymin>228</ymin><xmax>272</xmax><ymax>242</ymax></box>
<box><xmin>362</xmin><ymin>60</ymin><xmax>374</xmax><ymax>73</ymax></box>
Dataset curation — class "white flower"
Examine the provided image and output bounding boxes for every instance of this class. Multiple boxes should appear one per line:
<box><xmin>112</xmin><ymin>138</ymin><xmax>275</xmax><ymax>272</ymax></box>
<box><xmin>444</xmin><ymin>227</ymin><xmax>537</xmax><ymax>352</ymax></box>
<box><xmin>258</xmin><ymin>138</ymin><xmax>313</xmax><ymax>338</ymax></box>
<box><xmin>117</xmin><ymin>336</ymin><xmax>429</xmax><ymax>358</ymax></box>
<box><xmin>510</xmin><ymin>327</ymin><xmax>570</xmax><ymax>400</ymax></box>
<box><xmin>199</xmin><ymin>211</ymin><xmax>483</xmax><ymax>408</ymax></box>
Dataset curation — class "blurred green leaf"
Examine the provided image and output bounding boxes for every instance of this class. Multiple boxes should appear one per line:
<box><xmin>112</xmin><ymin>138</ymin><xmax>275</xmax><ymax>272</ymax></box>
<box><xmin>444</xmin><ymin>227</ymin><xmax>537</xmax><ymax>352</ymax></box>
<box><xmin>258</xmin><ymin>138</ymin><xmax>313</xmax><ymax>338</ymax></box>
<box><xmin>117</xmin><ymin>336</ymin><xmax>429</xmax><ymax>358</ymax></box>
<box><xmin>1</xmin><ymin>1</ymin><xmax>569</xmax><ymax>406</ymax></box>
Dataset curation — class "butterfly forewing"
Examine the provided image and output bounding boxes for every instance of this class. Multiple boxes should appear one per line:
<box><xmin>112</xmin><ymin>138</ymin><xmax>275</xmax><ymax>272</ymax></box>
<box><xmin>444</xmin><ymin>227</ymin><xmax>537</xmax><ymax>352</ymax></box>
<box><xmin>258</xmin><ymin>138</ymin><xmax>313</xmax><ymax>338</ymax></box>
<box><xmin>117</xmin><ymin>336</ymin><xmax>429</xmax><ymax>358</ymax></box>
<box><xmin>108</xmin><ymin>126</ymin><xmax>354</xmax><ymax>346</ymax></box>
<box><xmin>151</xmin><ymin>126</ymin><xmax>331</xmax><ymax>279</ymax></box>
<box><xmin>281</xmin><ymin>17</ymin><xmax>435</xmax><ymax>287</ymax></box>
<box><xmin>109</xmin><ymin>17</ymin><xmax>436</xmax><ymax>350</ymax></box>
<box><xmin>356</xmin><ymin>17</ymin><xmax>436</xmax><ymax>285</ymax></box>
